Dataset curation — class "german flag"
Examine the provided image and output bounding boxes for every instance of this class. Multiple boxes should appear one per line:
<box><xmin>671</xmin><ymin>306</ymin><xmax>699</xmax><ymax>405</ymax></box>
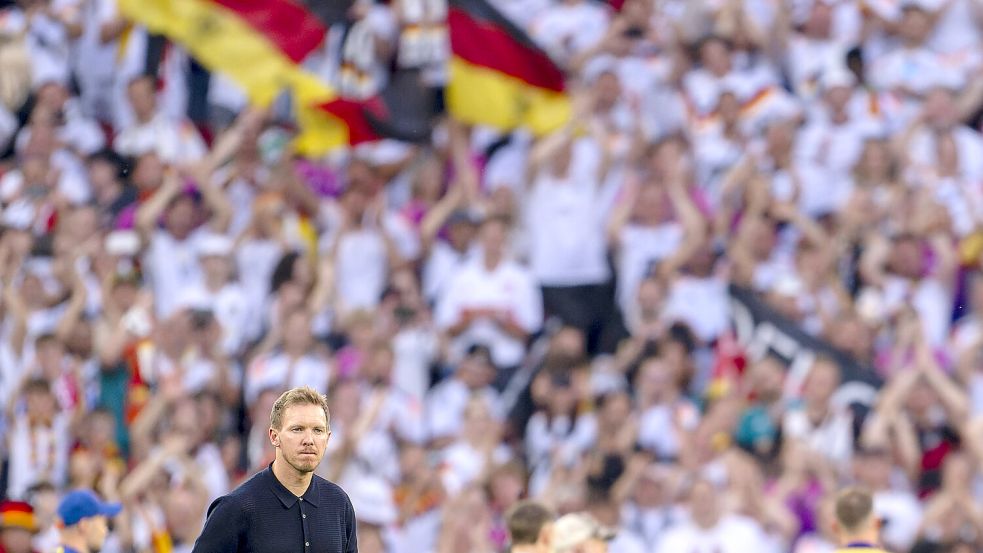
<box><xmin>117</xmin><ymin>0</ymin><xmax>387</xmax><ymax>154</ymax></box>
<box><xmin>447</xmin><ymin>0</ymin><xmax>571</xmax><ymax>135</ymax></box>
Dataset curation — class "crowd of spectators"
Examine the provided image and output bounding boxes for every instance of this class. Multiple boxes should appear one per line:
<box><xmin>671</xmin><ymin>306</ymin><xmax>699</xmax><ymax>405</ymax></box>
<box><xmin>1</xmin><ymin>0</ymin><xmax>983</xmax><ymax>552</ymax></box>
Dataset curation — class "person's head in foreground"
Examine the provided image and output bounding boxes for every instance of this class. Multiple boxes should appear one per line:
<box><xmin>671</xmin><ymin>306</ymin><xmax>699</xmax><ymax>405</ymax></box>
<box><xmin>552</xmin><ymin>512</ymin><xmax>616</xmax><ymax>553</ymax></box>
<box><xmin>269</xmin><ymin>386</ymin><xmax>332</xmax><ymax>476</ymax></box>
<box><xmin>0</xmin><ymin>500</ymin><xmax>38</xmax><ymax>553</ymax></box>
<box><xmin>832</xmin><ymin>487</ymin><xmax>883</xmax><ymax>549</ymax></box>
<box><xmin>56</xmin><ymin>489</ymin><xmax>122</xmax><ymax>553</ymax></box>
<box><xmin>505</xmin><ymin>500</ymin><xmax>555</xmax><ymax>553</ymax></box>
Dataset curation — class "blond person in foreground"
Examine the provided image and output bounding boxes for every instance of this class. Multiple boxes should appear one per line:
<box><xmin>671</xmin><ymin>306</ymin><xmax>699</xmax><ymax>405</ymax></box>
<box><xmin>832</xmin><ymin>487</ymin><xmax>891</xmax><ymax>553</ymax></box>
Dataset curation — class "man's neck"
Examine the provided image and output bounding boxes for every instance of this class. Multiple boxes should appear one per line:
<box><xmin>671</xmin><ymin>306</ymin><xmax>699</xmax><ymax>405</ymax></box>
<box><xmin>272</xmin><ymin>456</ymin><xmax>314</xmax><ymax>497</ymax></box>
<box><xmin>510</xmin><ymin>545</ymin><xmax>541</xmax><ymax>553</ymax></box>
<box><xmin>60</xmin><ymin>531</ymin><xmax>90</xmax><ymax>553</ymax></box>
<box><xmin>840</xmin><ymin>530</ymin><xmax>880</xmax><ymax>548</ymax></box>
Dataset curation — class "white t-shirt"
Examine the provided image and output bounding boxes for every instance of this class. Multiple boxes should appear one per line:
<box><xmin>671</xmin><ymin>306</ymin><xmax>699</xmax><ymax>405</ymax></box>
<box><xmin>907</xmin><ymin>126</ymin><xmax>983</xmax><ymax>185</ymax></box>
<box><xmin>616</xmin><ymin>223</ymin><xmax>683</xmax><ymax>314</ymax></box>
<box><xmin>113</xmin><ymin>112</ymin><xmax>206</xmax><ymax>165</ymax></box>
<box><xmin>144</xmin><ymin>229</ymin><xmax>207</xmax><ymax>317</ymax></box>
<box><xmin>435</xmin><ymin>258</ymin><xmax>543</xmax><ymax>368</ymax></box>
<box><xmin>874</xmin><ymin>489</ymin><xmax>923</xmax><ymax>552</ymax></box>
<box><xmin>525</xmin><ymin>139</ymin><xmax>610</xmax><ymax>287</ymax></box>
<box><xmin>425</xmin><ymin>380</ymin><xmax>502</xmax><ymax>440</ymax></box>
<box><xmin>6</xmin><ymin>414</ymin><xmax>71</xmax><ymax>499</ymax></box>
<box><xmin>662</xmin><ymin>275</ymin><xmax>731</xmax><ymax>343</ymax></box>
<box><xmin>655</xmin><ymin>515</ymin><xmax>776</xmax><ymax>553</ymax></box>
<box><xmin>530</xmin><ymin>0</ymin><xmax>609</xmax><ymax>61</ymax></box>
<box><xmin>782</xmin><ymin>406</ymin><xmax>855</xmax><ymax>466</ymax></box>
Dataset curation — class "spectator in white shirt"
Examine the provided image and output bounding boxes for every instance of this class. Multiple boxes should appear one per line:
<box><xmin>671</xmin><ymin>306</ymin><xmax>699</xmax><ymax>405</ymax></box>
<box><xmin>135</xmin><ymin>166</ymin><xmax>232</xmax><ymax>318</ymax></box>
<box><xmin>436</xmin><ymin>215</ymin><xmax>542</xmax><ymax>383</ymax></box>
<box><xmin>782</xmin><ymin>356</ymin><xmax>855</xmax><ymax>468</ymax></box>
<box><xmin>656</xmin><ymin>478</ymin><xmax>775</xmax><ymax>553</ymax></box>
<box><xmin>426</xmin><ymin>344</ymin><xmax>501</xmax><ymax>447</ymax></box>
<box><xmin>113</xmin><ymin>75</ymin><xmax>206</xmax><ymax>165</ymax></box>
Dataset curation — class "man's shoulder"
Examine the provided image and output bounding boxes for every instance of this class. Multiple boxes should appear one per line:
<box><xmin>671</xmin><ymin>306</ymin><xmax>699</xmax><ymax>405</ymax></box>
<box><xmin>314</xmin><ymin>476</ymin><xmax>353</xmax><ymax>505</ymax></box>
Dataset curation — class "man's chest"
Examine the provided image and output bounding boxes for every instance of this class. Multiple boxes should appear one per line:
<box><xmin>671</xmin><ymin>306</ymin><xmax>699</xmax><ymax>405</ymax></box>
<box><xmin>243</xmin><ymin>505</ymin><xmax>348</xmax><ymax>553</ymax></box>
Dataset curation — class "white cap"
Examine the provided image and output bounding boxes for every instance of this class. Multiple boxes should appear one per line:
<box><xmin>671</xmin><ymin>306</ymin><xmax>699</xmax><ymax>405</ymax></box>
<box><xmin>196</xmin><ymin>233</ymin><xmax>233</xmax><ymax>258</ymax></box>
<box><xmin>553</xmin><ymin>513</ymin><xmax>616</xmax><ymax>552</ymax></box>
<box><xmin>105</xmin><ymin>230</ymin><xmax>141</xmax><ymax>257</ymax></box>
<box><xmin>347</xmin><ymin>476</ymin><xmax>397</xmax><ymax>526</ymax></box>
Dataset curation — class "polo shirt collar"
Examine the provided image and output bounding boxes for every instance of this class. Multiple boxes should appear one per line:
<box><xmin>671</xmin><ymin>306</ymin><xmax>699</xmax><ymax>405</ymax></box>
<box><xmin>266</xmin><ymin>464</ymin><xmax>320</xmax><ymax>508</ymax></box>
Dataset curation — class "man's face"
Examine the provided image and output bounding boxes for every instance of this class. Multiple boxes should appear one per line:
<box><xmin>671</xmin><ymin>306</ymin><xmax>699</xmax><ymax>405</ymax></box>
<box><xmin>271</xmin><ymin>403</ymin><xmax>331</xmax><ymax>473</ymax></box>
<box><xmin>80</xmin><ymin>515</ymin><xmax>109</xmax><ymax>551</ymax></box>
<box><xmin>1</xmin><ymin>527</ymin><xmax>33</xmax><ymax>553</ymax></box>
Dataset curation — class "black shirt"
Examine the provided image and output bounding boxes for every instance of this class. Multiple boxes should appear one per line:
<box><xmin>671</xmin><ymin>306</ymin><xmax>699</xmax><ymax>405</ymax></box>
<box><xmin>191</xmin><ymin>465</ymin><xmax>358</xmax><ymax>553</ymax></box>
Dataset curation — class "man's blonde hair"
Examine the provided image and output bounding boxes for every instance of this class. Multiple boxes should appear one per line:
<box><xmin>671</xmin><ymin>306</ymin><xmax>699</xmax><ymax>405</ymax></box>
<box><xmin>270</xmin><ymin>387</ymin><xmax>331</xmax><ymax>430</ymax></box>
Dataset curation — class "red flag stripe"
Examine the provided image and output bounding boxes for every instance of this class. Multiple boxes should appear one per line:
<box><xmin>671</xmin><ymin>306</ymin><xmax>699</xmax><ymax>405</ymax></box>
<box><xmin>319</xmin><ymin>99</ymin><xmax>381</xmax><ymax>145</ymax></box>
<box><xmin>211</xmin><ymin>0</ymin><xmax>326</xmax><ymax>63</ymax></box>
<box><xmin>448</xmin><ymin>7</ymin><xmax>565</xmax><ymax>92</ymax></box>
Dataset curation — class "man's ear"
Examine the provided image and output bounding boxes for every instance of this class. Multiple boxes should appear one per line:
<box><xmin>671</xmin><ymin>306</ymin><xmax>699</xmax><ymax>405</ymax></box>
<box><xmin>269</xmin><ymin>427</ymin><xmax>279</xmax><ymax>447</ymax></box>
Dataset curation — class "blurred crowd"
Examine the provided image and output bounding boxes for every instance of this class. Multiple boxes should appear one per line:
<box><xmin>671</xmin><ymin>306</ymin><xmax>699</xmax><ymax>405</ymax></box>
<box><xmin>2</xmin><ymin>0</ymin><xmax>983</xmax><ymax>552</ymax></box>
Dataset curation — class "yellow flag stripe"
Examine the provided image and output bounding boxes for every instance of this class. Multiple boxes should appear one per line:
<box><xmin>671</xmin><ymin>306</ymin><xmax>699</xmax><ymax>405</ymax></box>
<box><xmin>116</xmin><ymin>0</ymin><xmax>347</xmax><ymax>154</ymax></box>
<box><xmin>446</xmin><ymin>56</ymin><xmax>571</xmax><ymax>136</ymax></box>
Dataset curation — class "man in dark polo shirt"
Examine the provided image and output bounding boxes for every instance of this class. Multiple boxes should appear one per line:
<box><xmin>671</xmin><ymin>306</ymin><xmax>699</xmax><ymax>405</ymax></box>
<box><xmin>192</xmin><ymin>386</ymin><xmax>357</xmax><ymax>553</ymax></box>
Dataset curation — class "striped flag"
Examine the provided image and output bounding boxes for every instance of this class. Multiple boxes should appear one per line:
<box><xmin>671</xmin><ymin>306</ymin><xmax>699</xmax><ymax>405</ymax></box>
<box><xmin>446</xmin><ymin>0</ymin><xmax>571</xmax><ymax>135</ymax></box>
<box><xmin>117</xmin><ymin>0</ymin><xmax>434</xmax><ymax>154</ymax></box>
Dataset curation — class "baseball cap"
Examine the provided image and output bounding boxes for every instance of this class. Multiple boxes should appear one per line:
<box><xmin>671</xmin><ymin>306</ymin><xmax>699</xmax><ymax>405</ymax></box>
<box><xmin>57</xmin><ymin>490</ymin><xmax>122</xmax><ymax>527</ymax></box>
<box><xmin>552</xmin><ymin>513</ymin><xmax>616</xmax><ymax>551</ymax></box>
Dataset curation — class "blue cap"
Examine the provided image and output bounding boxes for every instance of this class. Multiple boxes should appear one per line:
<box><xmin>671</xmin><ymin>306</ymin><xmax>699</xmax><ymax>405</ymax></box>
<box><xmin>57</xmin><ymin>490</ymin><xmax>122</xmax><ymax>527</ymax></box>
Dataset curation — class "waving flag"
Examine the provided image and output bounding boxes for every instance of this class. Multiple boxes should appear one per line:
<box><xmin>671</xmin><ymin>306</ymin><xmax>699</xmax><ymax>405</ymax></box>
<box><xmin>118</xmin><ymin>0</ymin><xmax>430</xmax><ymax>154</ymax></box>
<box><xmin>446</xmin><ymin>0</ymin><xmax>570</xmax><ymax>134</ymax></box>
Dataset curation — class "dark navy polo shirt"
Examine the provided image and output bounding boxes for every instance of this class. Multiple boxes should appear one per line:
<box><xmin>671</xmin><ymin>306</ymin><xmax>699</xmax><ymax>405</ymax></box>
<box><xmin>191</xmin><ymin>465</ymin><xmax>357</xmax><ymax>553</ymax></box>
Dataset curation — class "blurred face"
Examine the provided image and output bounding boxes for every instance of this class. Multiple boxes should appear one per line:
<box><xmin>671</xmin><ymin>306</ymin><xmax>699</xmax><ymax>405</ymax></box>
<box><xmin>599</xmin><ymin>392</ymin><xmax>631</xmax><ymax>426</ymax></box>
<box><xmin>447</xmin><ymin>220</ymin><xmax>477</xmax><ymax>251</ymax></box>
<box><xmin>357</xmin><ymin>525</ymin><xmax>385</xmax><ymax>553</ymax></box>
<box><xmin>899</xmin><ymin>7</ymin><xmax>932</xmax><ymax>44</ymax></box>
<box><xmin>202</xmin><ymin>255</ymin><xmax>232</xmax><ymax>283</ymax></box>
<box><xmin>127</xmin><ymin>77</ymin><xmax>157</xmax><ymax>121</ymax></box>
<box><xmin>25</xmin><ymin>389</ymin><xmax>56</xmax><ymax>420</ymax></box>
<box><xmin>79</xmin><ymin>514</ymin><xmax>110</xmax><ymax>550</ymax></box>
<box><xmin>826</xmin><ymin>85</ymin><xmax>852</xmax><ymax>114</ymax></box>
<box><xmin>633</xmin><ymin>184</ymin><xmax>670</xmax><ymax>224</ymax></box>
<box><xmin>365</xmin><ymin>348</ymin><xmax>394</xmax><ymax>386</ymax></box>
<box><xmin>37</xmin><ymin>82</ymin><xmax>70</xmax><ymax>111</ymax></box>
<box><xmin>164</xmin><ymin>196</ymin><xmax>197</xmax><ymax>238</ymax></box>
<box><xmin>458</xmin><ymin>354</ymin><xmax>494</xmax><ymax>389</ymax></box>
<box><xmin>291</xmin><ymin>255</ymin><xmax>314</xmax><ymax>289</ymax></box>
<box><xmin>804</xmin><ymin>4</ymin><xmax>832</xmax><ymax>37</ymax></box>
<box><xmin>689</xmin><ymin>481</ymin><xmax>721</xmax><ymax>529</ymax></box>
<box><xmin>270</xmin><ymin>403</ymin><xmax>330</xmax><ymax>473</ymax></box>
<box><xmin>132</xmin><ymin>154</ymin><xmax>164</xmax><ymax>190</ymax></box>
<box><xmin>595</xmin><ymin>72</ymin><xmax>621</xmax><ymax>109</ymax></box>
<box><xmin>803</xmin><ymin>360</ymin><xmax>840</xmax><ymax>407</ymax></box>
<box><xmin>858</xmin><ymin>140</ymin><xmax>891</xmax><ymax>181</ymax></box>
<box><xmin>750</xmin><ymin>357</ymin><xmax>785</xmax><ymax>401</ymax></box>
<box><xmin>480</xmin><ymin>219</ymin><xmax>508</xmax><ymax>259</ymax></box>
<box><xmin>0</xmin><ymin>527</ymin><xmax>32</xmax><ymax>553</ymax></box>
<box><xmin>282</xmin><ymin>311</ymin><xmax>313</xmax><ymax>353</ymax></box>
<box><xmin>700</xmin><ymin>39</ymin><xmax>731</xmax><ymax>75</ymax></box>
